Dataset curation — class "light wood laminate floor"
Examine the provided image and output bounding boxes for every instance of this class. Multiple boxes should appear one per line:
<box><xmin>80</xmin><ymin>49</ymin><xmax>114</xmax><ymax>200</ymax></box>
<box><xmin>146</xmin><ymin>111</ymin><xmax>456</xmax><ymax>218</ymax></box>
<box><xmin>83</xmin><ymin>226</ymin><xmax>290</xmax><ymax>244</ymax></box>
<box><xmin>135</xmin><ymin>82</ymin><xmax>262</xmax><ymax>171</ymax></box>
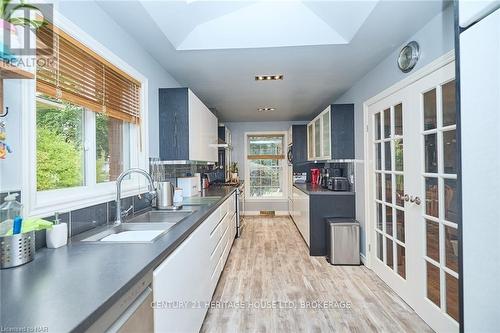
<box><xmin>201</xmin><ymin>216</ymin><xmax>432</xmax><ymax>333</ymax></box>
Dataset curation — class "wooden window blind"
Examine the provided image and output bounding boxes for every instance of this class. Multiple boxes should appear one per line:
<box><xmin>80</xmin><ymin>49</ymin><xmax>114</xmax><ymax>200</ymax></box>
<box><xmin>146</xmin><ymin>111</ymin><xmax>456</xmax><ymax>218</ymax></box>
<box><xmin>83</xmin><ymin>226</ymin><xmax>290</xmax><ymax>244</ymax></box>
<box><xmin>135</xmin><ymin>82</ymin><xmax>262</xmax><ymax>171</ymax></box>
<box><xmin>36</xmin><ymin>22</ymin><xmax>141</xmax><ymax>123</ymax></box>
<box><xmin>247</xmin><ymin>134</ymin><xmax>285</xmax><ymax>160</ymax></box>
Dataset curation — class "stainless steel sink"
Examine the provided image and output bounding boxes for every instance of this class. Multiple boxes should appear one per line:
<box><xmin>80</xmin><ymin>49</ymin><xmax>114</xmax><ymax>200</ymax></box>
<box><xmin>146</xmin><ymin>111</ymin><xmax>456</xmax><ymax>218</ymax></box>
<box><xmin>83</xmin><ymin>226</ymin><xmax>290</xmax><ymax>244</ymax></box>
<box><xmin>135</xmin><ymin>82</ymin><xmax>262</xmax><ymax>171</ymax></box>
<box><xmin>75</xmin><ymin>207</ymin><xmax>201</xmax><ymax>243</ymax></box>
<box><xmin>77</xmin><ymin>223</ymin><xmax>175</xmax><ymax>243</ymax></box>
<box><xmin>126</xmin><ymin>207</ymin><xmax>200</xmax><ymax>224</ymax></box>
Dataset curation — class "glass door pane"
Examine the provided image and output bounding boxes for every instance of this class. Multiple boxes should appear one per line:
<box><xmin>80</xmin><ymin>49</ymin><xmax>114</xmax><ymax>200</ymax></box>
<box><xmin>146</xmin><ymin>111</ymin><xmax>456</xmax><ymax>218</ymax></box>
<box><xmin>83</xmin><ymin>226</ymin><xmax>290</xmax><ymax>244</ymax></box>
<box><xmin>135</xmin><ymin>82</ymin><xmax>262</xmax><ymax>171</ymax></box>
<box><xmin>322</xmin><ymin>111</ymin><xmax>330</xmax><ymax>158</ymax></box>
<box><xmin>307</xmin><ymin>123</ymin><xmax>313</xmax><ymax>160</ymax></box>
<box><xmin>373</xmin><ymin>102</ymin><xmax>406</xmax><ymax>280</ymax></box>
<box><xmin>314</xmin><ymin>118</ymin><xmax>321</xmax><ymax>158</ymax></box>
<box><xmin>422</xmin><ymin>79</ymin><xmax>459</xmax><ymax>323</ymax></box>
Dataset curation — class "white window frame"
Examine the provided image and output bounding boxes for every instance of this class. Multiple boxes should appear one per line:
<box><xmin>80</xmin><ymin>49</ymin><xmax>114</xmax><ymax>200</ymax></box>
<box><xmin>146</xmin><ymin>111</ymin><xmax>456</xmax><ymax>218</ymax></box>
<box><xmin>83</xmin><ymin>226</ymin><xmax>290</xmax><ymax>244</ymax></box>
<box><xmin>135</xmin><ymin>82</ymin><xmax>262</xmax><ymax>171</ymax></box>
<box><xmin>21</xmin><ymin>10</ymin><xmax>149</xmax><ymax>218</ymax></box>
<box><xmin>244</xmin><ymin>131</ymin><xmax>288</xmax><ymax>202</ymax></box>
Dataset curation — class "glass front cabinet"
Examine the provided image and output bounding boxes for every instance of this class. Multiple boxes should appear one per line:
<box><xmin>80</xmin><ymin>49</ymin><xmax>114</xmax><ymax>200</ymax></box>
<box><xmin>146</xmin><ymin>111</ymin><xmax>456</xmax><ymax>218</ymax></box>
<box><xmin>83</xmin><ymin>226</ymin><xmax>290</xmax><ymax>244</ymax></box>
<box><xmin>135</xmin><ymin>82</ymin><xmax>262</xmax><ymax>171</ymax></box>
<box><xmin>307</xmin><ymin>106</ymin><xmax>332</xmax><ymax>161</ymax></box>
<box><xmin>306</xmin><ymin>104</ymin><xmax>354</xmax><ymax>161</ymax></box>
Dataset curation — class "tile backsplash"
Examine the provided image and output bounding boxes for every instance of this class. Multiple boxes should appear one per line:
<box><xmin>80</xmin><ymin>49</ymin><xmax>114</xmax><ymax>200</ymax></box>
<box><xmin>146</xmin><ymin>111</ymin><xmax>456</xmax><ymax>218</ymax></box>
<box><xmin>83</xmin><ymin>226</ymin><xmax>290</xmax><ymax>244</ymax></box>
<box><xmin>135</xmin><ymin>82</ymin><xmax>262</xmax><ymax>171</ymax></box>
<box><xmin>0</xmin><ymin>190</ymin><xmax>152</xmax><ymax>250</ymax></box>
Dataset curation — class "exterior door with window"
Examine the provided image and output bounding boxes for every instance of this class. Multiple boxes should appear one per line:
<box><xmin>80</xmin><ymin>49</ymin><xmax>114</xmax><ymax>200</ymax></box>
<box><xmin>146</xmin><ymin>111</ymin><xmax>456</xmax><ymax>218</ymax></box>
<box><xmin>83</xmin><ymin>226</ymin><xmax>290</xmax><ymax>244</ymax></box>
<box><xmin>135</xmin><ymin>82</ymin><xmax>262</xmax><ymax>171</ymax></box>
<box><xmin>368</xmin><ymin>61</ymin><xmax>459</xmax><ymax>333</ymax></box>
<box><xmin>246</xmin><ymin>134</ymin><xmax>285</xmax><ymax>199</ymax></box>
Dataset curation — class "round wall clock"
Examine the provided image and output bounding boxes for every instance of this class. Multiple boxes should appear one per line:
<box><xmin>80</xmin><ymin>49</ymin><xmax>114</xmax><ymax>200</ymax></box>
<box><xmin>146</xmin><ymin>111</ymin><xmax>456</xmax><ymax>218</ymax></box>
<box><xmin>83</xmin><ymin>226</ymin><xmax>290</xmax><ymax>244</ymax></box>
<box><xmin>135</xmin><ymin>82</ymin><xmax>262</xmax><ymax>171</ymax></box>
<box><xmin>398</xmin><ymin>41</ymin><xmax>420</xmax><ymax>73</ymax></box>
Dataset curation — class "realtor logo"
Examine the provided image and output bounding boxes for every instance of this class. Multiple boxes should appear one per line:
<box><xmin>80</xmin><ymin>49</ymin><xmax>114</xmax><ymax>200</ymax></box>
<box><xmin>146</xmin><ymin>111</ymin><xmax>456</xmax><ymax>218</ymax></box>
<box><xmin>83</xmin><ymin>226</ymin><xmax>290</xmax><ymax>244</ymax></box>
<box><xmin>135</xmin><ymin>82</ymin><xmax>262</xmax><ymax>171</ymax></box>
<box><xmin>1</xmin><ymin>2</ymin><xmax>53</xmax><ymax>57</ymax></box>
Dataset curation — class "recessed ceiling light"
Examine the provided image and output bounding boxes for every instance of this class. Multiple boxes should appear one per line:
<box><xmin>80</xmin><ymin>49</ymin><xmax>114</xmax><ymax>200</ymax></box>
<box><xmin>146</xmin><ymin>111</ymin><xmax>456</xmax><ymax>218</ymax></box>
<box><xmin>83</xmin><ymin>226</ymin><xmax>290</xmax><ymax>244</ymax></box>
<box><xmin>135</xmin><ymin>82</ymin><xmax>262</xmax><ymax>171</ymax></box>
<box><xmin>257</xmin><ymin>107</ymin><xmax>275</xmax><ymax>112</ymax></box>
<box><xmin>255</xmin><ymin>74</ymin><xmax>283</xmax><ymax>81</ymax></box>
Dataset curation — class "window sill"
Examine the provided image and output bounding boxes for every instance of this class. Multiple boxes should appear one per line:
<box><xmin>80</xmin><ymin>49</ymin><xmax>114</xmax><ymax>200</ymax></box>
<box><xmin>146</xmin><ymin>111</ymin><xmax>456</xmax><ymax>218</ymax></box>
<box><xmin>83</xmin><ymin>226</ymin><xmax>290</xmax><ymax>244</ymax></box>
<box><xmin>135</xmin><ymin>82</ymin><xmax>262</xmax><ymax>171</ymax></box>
<box><xmin>30</xmin><ymin>181</ymin><xmax>148</xmax><ymax>218</ymax></box>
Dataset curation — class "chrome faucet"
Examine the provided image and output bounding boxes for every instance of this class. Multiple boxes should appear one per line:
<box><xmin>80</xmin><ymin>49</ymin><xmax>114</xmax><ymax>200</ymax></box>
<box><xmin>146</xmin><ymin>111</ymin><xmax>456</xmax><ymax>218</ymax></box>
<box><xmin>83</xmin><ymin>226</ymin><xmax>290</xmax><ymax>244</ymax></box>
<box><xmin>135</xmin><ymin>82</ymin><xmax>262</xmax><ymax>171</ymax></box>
<box><xmin>115</xmin><ymin>168</ymin><xmax>156</xmax><ymax>225</ymax></box>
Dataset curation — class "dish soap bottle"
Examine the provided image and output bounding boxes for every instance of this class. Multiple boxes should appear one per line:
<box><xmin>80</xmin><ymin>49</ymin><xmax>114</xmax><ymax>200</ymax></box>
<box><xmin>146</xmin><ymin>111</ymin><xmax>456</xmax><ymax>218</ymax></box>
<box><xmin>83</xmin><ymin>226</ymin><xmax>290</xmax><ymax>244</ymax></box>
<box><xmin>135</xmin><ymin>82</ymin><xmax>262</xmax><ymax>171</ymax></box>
<box><xmin>0</xmin><ymin>193</ymin><xmax>22</xmax><ymax>236</ymax></box>
<box><xmin>46</xmin><ymin>212</ymin><xmax>68</xmax><ymax>249</ymax></box>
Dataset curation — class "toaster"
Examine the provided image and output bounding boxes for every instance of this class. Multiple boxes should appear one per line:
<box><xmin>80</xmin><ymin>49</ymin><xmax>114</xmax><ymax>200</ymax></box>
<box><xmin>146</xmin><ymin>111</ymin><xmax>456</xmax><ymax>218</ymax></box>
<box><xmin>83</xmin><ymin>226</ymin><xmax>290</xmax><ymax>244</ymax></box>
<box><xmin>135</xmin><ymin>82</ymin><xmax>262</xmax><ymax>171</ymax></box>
<box><xmin>327</xmin><ymin>177</ymin><xmax>350</xmax><ymax>191</ymax></box>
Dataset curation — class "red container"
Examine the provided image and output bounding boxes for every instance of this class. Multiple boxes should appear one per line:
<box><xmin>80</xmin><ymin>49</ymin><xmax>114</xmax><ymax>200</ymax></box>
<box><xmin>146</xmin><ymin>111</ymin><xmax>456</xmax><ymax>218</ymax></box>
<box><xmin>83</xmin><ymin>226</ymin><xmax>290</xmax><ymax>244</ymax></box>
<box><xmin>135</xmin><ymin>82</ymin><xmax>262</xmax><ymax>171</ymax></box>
<box><xmin>310</xmin><ymin>168</ymin><xmax>320</xmax><ymax>185</ymax></box>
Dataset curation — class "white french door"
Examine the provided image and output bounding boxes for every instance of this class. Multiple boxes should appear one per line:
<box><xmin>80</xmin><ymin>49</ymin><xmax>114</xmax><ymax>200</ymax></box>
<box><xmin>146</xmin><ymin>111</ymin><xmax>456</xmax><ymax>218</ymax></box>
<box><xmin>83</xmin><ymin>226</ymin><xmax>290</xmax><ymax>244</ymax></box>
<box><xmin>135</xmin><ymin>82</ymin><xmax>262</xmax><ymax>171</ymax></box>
<box><xmin>367</xmin><ymin>61</ymin><xmax>459</xmax><ymax>333</ymax></box>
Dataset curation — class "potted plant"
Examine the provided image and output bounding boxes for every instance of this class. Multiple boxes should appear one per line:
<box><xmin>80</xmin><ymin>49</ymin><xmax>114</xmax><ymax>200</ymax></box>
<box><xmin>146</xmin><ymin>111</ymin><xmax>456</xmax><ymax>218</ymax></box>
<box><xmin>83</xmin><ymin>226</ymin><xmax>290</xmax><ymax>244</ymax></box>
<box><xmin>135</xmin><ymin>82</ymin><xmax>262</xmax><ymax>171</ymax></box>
<box><xmin>229</xmin><ymin>162</ymin><xmax>239</xmax><ymax>183</ymax></box>
<box><xmin>1</xmin><ymin>0</ymin><xmax>46</xmax><ymax>61</ymax></box>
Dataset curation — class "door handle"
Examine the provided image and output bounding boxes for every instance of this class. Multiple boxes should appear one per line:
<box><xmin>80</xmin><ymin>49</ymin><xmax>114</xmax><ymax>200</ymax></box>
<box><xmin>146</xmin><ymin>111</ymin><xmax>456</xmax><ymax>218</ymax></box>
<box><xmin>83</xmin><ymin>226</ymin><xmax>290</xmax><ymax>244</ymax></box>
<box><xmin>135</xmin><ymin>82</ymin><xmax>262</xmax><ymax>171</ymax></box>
<box><xmin>409</xmin><ymin>196</ymin><xmax>422</xmax><ymax>205</ymax></box>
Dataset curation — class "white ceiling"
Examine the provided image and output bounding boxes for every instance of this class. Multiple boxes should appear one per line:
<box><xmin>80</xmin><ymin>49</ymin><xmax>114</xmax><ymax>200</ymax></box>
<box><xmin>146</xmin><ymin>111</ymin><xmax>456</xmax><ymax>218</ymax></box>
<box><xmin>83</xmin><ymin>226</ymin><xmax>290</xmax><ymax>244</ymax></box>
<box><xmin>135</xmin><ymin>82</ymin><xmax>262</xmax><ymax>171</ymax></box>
<box><xmin>97</xmin><ymin>0</ymin><xmax>447</xmax><ymax>122</ymax></box>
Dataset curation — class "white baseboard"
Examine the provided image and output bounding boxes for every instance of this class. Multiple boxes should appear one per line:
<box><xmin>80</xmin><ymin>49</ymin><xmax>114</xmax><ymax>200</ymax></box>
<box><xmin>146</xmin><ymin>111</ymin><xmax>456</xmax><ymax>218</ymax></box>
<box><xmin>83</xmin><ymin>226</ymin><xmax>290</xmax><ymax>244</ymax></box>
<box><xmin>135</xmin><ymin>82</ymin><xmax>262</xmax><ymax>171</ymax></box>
<box><xmin>360</xmin><ymin>253</ymin><xmax>367</xmax><ymax>265</ymax></box>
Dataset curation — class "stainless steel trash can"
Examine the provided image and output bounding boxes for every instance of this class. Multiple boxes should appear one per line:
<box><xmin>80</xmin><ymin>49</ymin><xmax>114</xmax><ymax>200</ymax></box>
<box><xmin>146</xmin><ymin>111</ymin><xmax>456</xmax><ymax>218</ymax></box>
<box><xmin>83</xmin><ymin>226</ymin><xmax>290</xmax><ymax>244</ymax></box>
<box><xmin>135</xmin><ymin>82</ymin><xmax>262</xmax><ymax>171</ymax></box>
<box><xmin>326</xmin><ymin>218</ymin><xmax>360</xmax><ymax>265</ymax></box>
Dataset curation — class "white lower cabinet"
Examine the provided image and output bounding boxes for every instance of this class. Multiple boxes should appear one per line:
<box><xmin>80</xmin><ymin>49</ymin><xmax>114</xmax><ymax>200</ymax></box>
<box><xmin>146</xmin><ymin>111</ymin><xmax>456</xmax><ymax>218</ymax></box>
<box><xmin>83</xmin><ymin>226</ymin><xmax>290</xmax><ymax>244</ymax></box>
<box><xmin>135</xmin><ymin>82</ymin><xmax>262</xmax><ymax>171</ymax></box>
<box><xmin>153</xmin><ymin>193</ymin><xmax>237</xmax><ymax>333</ymax></box>
<box><xmin>291</xmin><ymin>187</ymin><xmax>310</xmax><ymax>247</ymax></box>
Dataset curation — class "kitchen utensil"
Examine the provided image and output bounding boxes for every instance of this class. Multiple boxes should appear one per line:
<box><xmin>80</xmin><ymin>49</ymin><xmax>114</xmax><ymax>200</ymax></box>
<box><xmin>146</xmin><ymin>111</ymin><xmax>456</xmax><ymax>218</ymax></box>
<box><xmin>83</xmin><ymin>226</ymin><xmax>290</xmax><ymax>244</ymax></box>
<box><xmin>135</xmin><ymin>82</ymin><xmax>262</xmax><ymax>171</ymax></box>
<box><xmin>0</xmin><ymin>230</ymin><xmax>35</xmax><ymax>269</ymax></box>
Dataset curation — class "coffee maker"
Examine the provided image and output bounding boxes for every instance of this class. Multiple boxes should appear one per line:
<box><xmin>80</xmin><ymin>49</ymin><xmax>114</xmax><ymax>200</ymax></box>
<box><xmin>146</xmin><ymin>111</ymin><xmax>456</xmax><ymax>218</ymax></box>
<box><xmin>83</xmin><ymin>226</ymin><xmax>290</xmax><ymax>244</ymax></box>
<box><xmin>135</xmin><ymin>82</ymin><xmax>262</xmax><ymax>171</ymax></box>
<box><xmin>320</xmin><ymin>167</ymin><xmax>331</xmax><ymax>188</ymax></box>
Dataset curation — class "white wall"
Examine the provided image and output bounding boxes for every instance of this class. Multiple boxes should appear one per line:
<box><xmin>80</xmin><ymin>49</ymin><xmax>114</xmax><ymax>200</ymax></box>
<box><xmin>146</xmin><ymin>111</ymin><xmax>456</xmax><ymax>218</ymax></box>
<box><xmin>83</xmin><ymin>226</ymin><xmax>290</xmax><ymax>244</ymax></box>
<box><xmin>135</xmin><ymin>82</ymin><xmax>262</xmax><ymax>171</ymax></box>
<box><xmin>0</xmin><ymin>81</ymin><xmax>23</xmax><ymax>192</ymax></box>
<box><xmin>333</xmin><ymin>5</ymin><xmax>455</xmax><ymax>255</ymax></box>
<box><xmin>0</xmin><ymin>1</ymin><xmax>180</xmax><ymax>193</ymax></box>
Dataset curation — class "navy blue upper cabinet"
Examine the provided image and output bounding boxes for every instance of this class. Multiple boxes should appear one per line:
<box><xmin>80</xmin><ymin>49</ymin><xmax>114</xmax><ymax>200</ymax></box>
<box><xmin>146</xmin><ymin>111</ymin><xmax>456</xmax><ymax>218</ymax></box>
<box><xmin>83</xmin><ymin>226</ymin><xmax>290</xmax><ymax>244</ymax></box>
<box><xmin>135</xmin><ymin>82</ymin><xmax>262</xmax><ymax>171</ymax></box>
<box><xmin>289</xmin><ymin>124</ymin><xmax>307</xmax><ymax>164</ymax></box>
<box><xmin>307</xmin><ymin>104</ymin><xmax>354</xmax><ymax>160</ymax></box>
<box><xmin>159</xmin><ymin>88</ymin><xmax>218</xmax><ymax>162</ymax></box>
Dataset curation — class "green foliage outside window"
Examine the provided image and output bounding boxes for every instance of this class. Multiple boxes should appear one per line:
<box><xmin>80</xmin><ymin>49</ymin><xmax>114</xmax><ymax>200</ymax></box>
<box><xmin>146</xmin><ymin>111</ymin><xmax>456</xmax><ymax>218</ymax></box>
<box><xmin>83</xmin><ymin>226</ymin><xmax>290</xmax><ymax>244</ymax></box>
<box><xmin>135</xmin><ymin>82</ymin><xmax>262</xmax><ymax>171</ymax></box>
<box><xmin>36</xmin><ymin>99</ymin><xmax>84</xmax><ymax>191</ymax></box>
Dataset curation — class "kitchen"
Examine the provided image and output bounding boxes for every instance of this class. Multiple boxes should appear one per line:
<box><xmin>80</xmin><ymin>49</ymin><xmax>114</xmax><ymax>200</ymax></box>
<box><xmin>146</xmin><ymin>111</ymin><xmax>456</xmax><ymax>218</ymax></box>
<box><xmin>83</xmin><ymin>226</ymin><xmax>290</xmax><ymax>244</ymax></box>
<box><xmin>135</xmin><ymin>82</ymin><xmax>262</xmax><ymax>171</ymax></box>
<box><xmin>0</xmin><ymin>1</ymin><xmax>499</xmax><ymax>333</ymax></box>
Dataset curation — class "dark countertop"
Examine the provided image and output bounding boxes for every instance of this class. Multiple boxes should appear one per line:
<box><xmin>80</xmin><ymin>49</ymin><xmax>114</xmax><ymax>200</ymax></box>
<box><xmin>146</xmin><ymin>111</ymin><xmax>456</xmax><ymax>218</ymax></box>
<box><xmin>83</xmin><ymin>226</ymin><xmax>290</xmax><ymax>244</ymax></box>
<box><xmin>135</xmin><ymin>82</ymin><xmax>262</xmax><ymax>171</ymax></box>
<box><xmin>0</xmin><ymin>186</ymin><xmax>237</xmax><ymax>333</ymax></box>
<box><xmin>293</xmin><ymin>183</ymin><xmax>355</xmax><ymax>196</ymax></box>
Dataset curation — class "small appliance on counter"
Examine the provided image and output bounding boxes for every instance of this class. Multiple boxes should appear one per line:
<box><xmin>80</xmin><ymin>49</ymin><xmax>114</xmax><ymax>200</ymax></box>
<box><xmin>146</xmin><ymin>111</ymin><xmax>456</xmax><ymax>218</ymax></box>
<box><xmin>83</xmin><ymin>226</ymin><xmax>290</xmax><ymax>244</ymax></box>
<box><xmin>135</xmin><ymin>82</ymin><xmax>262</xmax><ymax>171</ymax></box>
<box><xmin>156</xmin><ymin>181</ymin><xmax>182</xmax><ymax>210</ymax></box>
<box><xmin>327</xmin><ymin>177</ymin><xmax>350</xmax><ymax>191</ymax></box>
<box><xmin>320</xmin><ymin>167</ymin><xmax>331</xmax><ymax>188</ymax></box>
<box><xmin>293</xmin><ymin>172</ymin><xmax>307</xmax><ymax>184</ymax></box>
<box><xmin>310</xmin><ymin>168</ymin><xmax>320</xmax><ymax>185</ymax></box>
<box><xmin>177</xmin><ymin>176</ymin><xmax>200</xmax><ymax>197</ymax></box>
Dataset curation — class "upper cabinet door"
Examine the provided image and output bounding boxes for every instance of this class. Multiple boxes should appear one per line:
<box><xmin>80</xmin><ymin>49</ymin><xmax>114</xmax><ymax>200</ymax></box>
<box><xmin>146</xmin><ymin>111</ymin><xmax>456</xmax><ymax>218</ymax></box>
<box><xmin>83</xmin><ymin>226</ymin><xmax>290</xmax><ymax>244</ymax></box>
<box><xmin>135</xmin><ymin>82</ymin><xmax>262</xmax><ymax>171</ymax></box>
<box><xmin>307</xmin><ymin>123</ymin><xmax>314</xmax><ymax>160</ymax></box>
<box><xmin>188</xmin><ymin>90</ymin><xmax>218</xmax><ymax>162</ymax></box>
<box><xmin>330</xmin><ymin>104</ymin><xmax>354</xmax><ymax>159</ymax></box>
<box><xmin>314</xmin><ymin>118</ymin><xmax>321</xmax><ymax>158</ymax></box>
<box><xmin>159</xmin><ymin>88</ymin><xmax>218</xmax><ymax>162</ymax></box>
<box><xmin>306</xmin><ymin>104</ymin><xmax>354</xmax><ymax>161</ymax></box>
<box><xmin>321</xmin><ymin>108</ymin><xmax>331</xmax><ymax>159</ymax></box>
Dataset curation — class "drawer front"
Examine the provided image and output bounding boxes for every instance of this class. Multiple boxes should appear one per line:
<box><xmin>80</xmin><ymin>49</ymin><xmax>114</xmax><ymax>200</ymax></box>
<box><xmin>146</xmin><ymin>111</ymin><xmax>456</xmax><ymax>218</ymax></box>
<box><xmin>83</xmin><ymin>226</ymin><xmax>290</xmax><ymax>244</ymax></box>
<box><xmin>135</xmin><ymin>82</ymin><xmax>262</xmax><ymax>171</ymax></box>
<box><xmin>210</xmin><ymin>222</ymin><xmax>231</xmax><ymax>283</ymax></box>
<box><xmin>208</xmin><ymin>213</ymin><xmax>232</xmax><ymax>273</ymax></box>
<box><xmin>204</xmin><ymin>206</ymin><xmax>224</xmax><ymax>233</ymax></box>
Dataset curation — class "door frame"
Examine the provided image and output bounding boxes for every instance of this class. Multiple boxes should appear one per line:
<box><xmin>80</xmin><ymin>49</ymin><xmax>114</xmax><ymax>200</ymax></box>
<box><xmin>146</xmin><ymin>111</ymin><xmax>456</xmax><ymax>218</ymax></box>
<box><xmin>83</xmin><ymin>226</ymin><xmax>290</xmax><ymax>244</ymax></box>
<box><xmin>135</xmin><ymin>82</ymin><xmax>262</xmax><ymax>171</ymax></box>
<box><xmin>363</xmin><ymin>50</ymin><xmax>455</xmax><ymax>269</ymax></box>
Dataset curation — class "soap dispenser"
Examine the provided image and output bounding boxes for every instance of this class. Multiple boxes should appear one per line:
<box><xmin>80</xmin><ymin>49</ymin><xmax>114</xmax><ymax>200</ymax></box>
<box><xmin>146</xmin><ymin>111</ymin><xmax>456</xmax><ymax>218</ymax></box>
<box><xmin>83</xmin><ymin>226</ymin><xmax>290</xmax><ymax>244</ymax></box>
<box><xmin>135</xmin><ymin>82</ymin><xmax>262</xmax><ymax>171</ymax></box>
<box><xmin>46</xmin><ymin>212</ymin><xmax>68</xmax><ymax>249</ymax></box>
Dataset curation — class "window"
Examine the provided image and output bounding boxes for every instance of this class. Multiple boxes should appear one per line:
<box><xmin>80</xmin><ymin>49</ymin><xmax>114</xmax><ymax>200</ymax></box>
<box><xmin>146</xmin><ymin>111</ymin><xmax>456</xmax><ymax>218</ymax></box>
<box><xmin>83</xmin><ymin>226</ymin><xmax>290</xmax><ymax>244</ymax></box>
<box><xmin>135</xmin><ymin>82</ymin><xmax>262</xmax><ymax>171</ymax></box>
<box><xmin>27</xmin><ymin>18</ymin><xmax>145</xmax><ymax>215</ymax></box>
<box><xmin>95</xmin><ymin>113</ymin><xmax>130</xmax><ymax>183</ymax></box>
<box><xmin>35</xmin><ymin>95</ymin><xmax>131</xmax><ymax>191</ymax></box>
<box><xmin>35</xmin><ymin>22</ymin><xmax>139</xmax><ymax>192</ymax></box>
<box><xmin>246</xmin><ymin>134</ymin><xmax>285</xmax><ymax>198</ymax></box>
<box><xmin>36</xmin><ymin>96</ymin><xmax>86</xmax><ymax>191</ymax></box>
